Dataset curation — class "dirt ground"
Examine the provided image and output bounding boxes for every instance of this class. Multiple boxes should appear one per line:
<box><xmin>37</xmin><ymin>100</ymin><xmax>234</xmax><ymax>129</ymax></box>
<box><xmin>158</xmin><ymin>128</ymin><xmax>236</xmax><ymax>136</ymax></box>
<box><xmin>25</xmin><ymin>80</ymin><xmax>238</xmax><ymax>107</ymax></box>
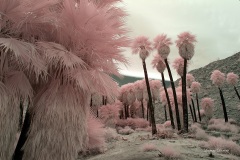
<box><xmin>80</xmin><ymin>130</ymin><xmax>240</xmax><ymax>160</ymax></box>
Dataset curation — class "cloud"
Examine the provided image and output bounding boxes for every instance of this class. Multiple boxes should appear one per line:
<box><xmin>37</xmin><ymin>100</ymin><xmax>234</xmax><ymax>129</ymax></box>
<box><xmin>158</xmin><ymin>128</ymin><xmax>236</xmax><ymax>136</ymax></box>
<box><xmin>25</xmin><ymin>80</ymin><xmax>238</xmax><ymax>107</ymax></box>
<box><xmin>118</xmin><ymin>0</ymin><xmax>240</xmax><ymax>80</ymax></box>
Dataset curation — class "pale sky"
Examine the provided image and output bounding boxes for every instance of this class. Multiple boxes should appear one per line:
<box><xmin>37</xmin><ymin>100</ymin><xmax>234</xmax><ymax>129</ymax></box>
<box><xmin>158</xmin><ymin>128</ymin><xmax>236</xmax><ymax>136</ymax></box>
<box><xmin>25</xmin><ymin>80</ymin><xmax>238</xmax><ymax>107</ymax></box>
<box><xmin>118</xmin><ymin>0</ymin><xmax>240</xmax><ymax>80</ymax></box>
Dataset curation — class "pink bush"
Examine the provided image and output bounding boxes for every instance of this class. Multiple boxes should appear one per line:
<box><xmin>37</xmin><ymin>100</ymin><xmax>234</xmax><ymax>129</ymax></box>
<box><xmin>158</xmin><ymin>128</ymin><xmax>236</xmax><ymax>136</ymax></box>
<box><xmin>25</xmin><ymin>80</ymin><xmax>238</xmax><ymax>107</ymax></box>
<box><xmin>226</xmin><ymin>72</ymin><xmax>239</xmax><ymax>86</ymax></box>
<box><xmin>141</xmin><ymin>143</ymin><xmax>158</xmax><ymax>152</ymax></box>
<box><xmin>116</xmin><ymin>118</ymin><xmax>149</xmax><ymax>129</ymax></box>
<box><xmin>200</xmin><ymin>137</ymin><xmax>240</xmax><ymax>156</ymax></box>
<box><xmin>99</xmin><ymin>104</ymin><xmax>120</xmax><ymax>127</ymax></box>
<box><xmin>133</xmin><ymin>80</ymin><xmax>144</xmax><ymax>101</ymax></box>
<box><xmin>191</xmin><ymin>81</ymin><xmax>201</xmax><ymax>93</ymax></box>
<box><xmin>207</xmin><ymin>119</ymin><xmax>239</xmax><ymax>133</ymax></box>
<box><xmin>163</xmin><ymin>121</ymin><xmax>172</xmax><ymax>128</ymax></box>
<box><xmin>159</xmin><ymin>146</ymin><xmax>181</xmax><ymax>159</ymax></box>
<box><xmin>200</xmin><ymin>98</ymin><xmax>214</xmax><ymax>119</ymax></box>
<box><xmin>210</xmin><ymin>70</ymin><xmax>225</xmax><ymax>87</ymax></box>
<box><xmin>117</xmin><ymin>126</ymin><xmax>134</xmax><ymax>135</ymax></box>
<box><xmin>199</xmin><ymin>109</ymin><xmax>205</xmax><ymax>117</ymax></box>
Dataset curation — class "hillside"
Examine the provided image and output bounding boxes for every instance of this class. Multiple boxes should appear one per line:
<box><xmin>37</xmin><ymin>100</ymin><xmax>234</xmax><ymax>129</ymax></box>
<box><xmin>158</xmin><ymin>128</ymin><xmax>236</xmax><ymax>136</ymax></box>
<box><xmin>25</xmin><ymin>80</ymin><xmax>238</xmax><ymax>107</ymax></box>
<box><xmin>188</xmin><ymin>52</ymin><xmax>240</xmax><ymax>122</ymax></box>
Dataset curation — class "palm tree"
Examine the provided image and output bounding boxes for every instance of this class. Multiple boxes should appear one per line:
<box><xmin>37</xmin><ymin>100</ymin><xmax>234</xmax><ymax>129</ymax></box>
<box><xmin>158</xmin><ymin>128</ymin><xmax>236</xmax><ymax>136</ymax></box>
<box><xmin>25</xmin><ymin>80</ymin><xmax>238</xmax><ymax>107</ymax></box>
<box><xmin>152</xmin><ymin>54</ymin><xmax>175</xmax><ymax>129</ymax></box>
<box><xmin>227</xmin><ymin>72</ymin><xmax>240</xmax><ymax>100</ymax></box>
<box><xmin>153</xmin><ymin>34</ymin><xmax>181</xmax><ymax>131</ymax></box>
<box><xmin>131</xmin><ymin>36</ymin><xmax>157</xmax><ymax>135</ymax></box>
<box><xmin>191</xmin><ymin>81</ymin><xmax>202</xmax><ymax>121</ymax></box>
<box><xmin>175</xmin><ymin>32</ymin><xmax>196</xmax><ymax>133</ymax></box>
<box><xmin>11</xmin><ymin>0</ymin><xmax>129</xmax><ymax>159</ymax></box>
<box><xmin>211</xmin><ymin>70</ymin><xmax>228</xmax><ymax>122</ymax></box>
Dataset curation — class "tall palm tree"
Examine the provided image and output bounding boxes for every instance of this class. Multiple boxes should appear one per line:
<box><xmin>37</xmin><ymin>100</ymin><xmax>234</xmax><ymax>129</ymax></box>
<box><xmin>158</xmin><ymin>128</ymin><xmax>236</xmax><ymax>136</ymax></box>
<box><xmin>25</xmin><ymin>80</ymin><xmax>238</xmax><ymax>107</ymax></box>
<box><xmin>211</xmin><ymin>70</ymin><xmax>228</xmax><ymax>122</ymax></box>
<box><xmin>152</xmin><ymin>54</ymin><xmax>175</xmax><ymax>129</ymax></box>
<box><xmin>9</xmin><ymin>0</ymin><xmax>129</xmax><ymax>159</ymax></box>
<box><xmin>131</xmin><ymin>36</ymin><xmax>157</xmax><ymax>135</ymax></box>
<box><xmin>153</xmin><ymin>34</ymin><xmax>181</xmax><ymax>131</ymax></box>
<box><xmin>227</xmin><ymin>72</ymin><xmax>240</xmax><ymax>100</ymax></box>
<box><xmin>191</xmin><ymin>81</ymin><xmax>202</xmax><ymax>121</ymax></box>
<box><xmin>175</xmin><ymin>32</ymin><xmax>196</xmax><ymax>133</ymax></box>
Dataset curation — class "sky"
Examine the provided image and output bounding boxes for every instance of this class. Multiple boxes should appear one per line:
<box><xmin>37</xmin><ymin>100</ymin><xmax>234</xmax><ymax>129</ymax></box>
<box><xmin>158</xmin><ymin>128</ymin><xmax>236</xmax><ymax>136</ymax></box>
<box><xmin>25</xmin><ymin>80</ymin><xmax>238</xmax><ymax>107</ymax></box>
<box><xmin>118</xmin><ymin>0</ymin><xmax>240</xmax><ymax>80</ymax></box>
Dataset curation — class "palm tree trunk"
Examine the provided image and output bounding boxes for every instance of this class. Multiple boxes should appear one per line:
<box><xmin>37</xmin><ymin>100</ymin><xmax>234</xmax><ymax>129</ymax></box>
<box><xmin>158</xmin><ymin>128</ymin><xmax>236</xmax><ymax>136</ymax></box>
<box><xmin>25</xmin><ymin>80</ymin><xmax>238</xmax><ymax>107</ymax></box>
<box><xmin>18</xmin><ymin>100</ymin><xmax>24</xmax><ymax>131</ymax></box>
<box><xmin>146</xmin><ymin>101</ymin><xmax>149</xmax><ymax>121</ymax></box>
<box><xmin>196</xmin><ymin>93</ymin><xmax>201</xmax><ymax>121</ymax></box>
<box><xmin>182</xmin><ymin>59</ymin><xmax>188</xmax><ymax>132</ymax></box>
<box><xmin>234</xmin><ymin>86</ymin><xmax>240</xmax><ymax>100</ymax></box>
<box><xmin>142</xmin><ymin>60</ymin><xmax>157</xmax><ymax>135</ymax></box>
<box><xmin>12</xmin><ymin>101</ymin><xmax>31</xmax><ymax>160</ymax></box>
<box><xmin>164</xmin><ymin>105</ymin><xmax>168</xmax><ymax>121</ymax></box>
<box><xmin>161</xmin><ymin>72</ymin><xmax>175</xmax><ymax>129</ymax></box>
<box><xmin>189</xmin><ymin>104</ymin><xmax>194</xmax><ymax>122</ymax></box>
<box><xmin>141</xmin><ymin>100</ymin><xmax>144</xmax><ymax>118</ymax></box>
<box><xmin>218</xmin><ymin>87</ymin><xmax>228</xmax><ymax>122</ymax></box>
<box><xmin>164</xmin><ymin>59</ymin><xmax>181</xmax><ymax>130</ymax></box>
<box><xmin>191</xmin><ymin>98</ymin><xmax>197</xmax><ymax>122</ymax></box>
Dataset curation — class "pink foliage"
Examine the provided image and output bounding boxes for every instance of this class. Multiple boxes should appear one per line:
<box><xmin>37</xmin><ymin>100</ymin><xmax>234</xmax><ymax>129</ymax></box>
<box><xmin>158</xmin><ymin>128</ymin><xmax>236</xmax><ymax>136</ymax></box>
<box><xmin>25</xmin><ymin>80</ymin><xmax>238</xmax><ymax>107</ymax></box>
<box><xmin>199</xmin><ymin>109</ymin><xmax>205</xmax><ymax>117</ymax></box>
<box><xmin>99</xmin><ymin>104</ymin><xmax>120</xmax><ymax>127</ymax></box>
<box><xmin>152</xmin><ymin>54</ymin><xmax>166</xmax><ymax>73</ymax></box>
<box><xmin>186</xmin><ymin>73</ymin><xmax>195</xmax><ymax>87</ymax></box>
<box><xmin>133</xmin><ymin>80</ymin><xmax>144</xmax><ymax>101</ymax></box>
<box><xmin>131</xmin><ymin>36</ymin><xmax>152</xmax><ymax>60</ymax></box>
<box><xmin>141</xmin><ymin>143</ymin><xmax>158</xmax><ymax>152</ymax></box>
<box><xmin>160</xmin><ymin>89</ymin><xmax>167</xmax><ymax>105</ymax></box>
<box><xmin>163</xmin><ymin>121</ymin><xmax>172</xmax><ymax>128</ymax></box>
<box><xmin>207</xmin><ymin>119</ymin><xmax>239</xmax><ymax>133</ymax></box>
<box><xmin>159</xmin><ymin>146</ymin><xmax>181</xmax><ymax>159</ymax></box>
<box><xmin>191</xmin><ymin>81</ymin><xmax>201</xmax><ymax>93</ymax></box>
<box><xmin>116</xmin><ymin>118</ymin><xmax>149</xmax><ymax>129</ymax></box>
<box><xmin>226</xmin><ymin>72</ymin><xmax>239</xmax><ymax>86</ymax></box>
<box><xmin>117</xmin><ymin>126</ymin><xmax>134</xmax><ymax>135</ymax></box>
<box><xmin>200</xmin><ymin>137</ymin><xmax>240</xmax><ymax>156</ymax></box>
<box><xmin>153</xmin><ymin>34</ymin><xmax>172</xmax><ymax>59</ymax></box>
<box><xmin>175</xmin><ymin>32</ymin><xmax>196</xmax><ymax>60</ymax></box>
<box><xmin>172</xmin><ymin>57</ymin><xmax>185</xmax><ymax>77</ymax></box>
<box><xmin>87</xmin><ymin>116</ymin><xmax>106</xmax><ymax>153</ymax></box>
<box><xmin>210</xmin><ymin>70</ymin><xmax>225</xmax><ymax>87</ymax></box>
<box><xmin>201</xmin><ymin>98</ymin><xmax>214</xmax><ymax>119</ymax></box>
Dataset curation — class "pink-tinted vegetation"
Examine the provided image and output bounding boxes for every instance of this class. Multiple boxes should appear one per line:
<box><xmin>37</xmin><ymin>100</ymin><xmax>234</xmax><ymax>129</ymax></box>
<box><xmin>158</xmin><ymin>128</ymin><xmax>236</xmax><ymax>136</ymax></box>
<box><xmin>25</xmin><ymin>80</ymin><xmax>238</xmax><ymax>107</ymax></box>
<box><xmin>141</xmin><ymin>143</ymin><xmax>158</xmax><ymax>152</ymax></box>
<box><xmin>191</xmin><ymin>81</ymin><xmax>201</xmax><ymax>93</ymax></box>
<box><xmin>200</xmin><ymin>137</ymin><xmax>240</xmax><ymax>156</ymax></box>
<box><xmin>207</xmin><ymin>119</ymin><xmax>239</xmax><ymax>133</ymax></box>
<box><xmin>116</xmin><ymin>118</ymin><xmax>149</xmax><ymax>130</ymax></box>
<box><xmin>199</xmin><ymin>109</ymin><xmax>205</xmax><ymax>117</ymax></box>
<box><xmin>163</xmin><ymin>121</ymin><xmax>172</xmax><ymax>128</ymax></box>
<box><xmin>175</xmin><ymin>32</ymin><xmax>196</xmax><ymax>60</ymax></box>
<box><xmin>104</xmin><ymin>127</ymin><xmax>119</xmax><ymax>142</ymax></box>
<box><xmin>87</xmin><ymin>116</ymin><xmax>106</xmax><ymax>153</ymax></box>
<box><xmin>117</xmin><ymin>126</ymin><xmax>134</xmax><ymax>135</ymax></box>
<box><xmin>99</xmin><ymin>104</ymin><xmax>120</xmax><ymax>127</ymax></box>
<box><xmin>226</xmin><ymin>72</ymin><xmax>239</xmax><ymax>86</ymax></box>
<box><xmin>159</xmin><ymin>146</ymin><xmax>181</xmax><ymax>159</ymax></box>
<box><xmin>153</xmin><ymin>34</ymin><xmax>172</xmax><ymax>59</ymax></box>
<box><xmin>172</xmin><ymin>57</ymin><xmax>185</xmax><ymax>77</ymax></box>
<box><xmin>152</xmin><ymin>54</ymin><xmax>166</xmax><ymax>73</ymax></box>
<box><xmin>131</xmin><ymin>36</ymin><xmax>152</xmax><ymax>60</ymax></box>
<box><xmin>190</xmin><ymin>123</ymin><xmax>209</xmax><ymax>141</ymax></box>
<box><xmin>210</xmin><ymin>70</ymin><xmax>225</xmax><ymax>87</ymax></box>
<box><xmin>186</xmin><ymin>73</ymin><xmax>195</xmax><ymax>88</ymax></box>
<box><xmin>200</xmin><ymin>98</ymin><xmax>214</xmax><ymax>119</ymax></box>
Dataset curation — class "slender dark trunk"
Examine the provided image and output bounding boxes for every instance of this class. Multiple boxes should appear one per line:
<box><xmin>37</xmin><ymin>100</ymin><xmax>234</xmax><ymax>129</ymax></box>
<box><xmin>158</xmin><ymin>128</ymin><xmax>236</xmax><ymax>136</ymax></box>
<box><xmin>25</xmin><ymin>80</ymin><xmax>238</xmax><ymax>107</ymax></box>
<box><xmin>146</xmin><ymin>101</ymin><xmax>149</xmax><ymax>121</ymax></box>
<box><xmin>191</xmin><ymin>98</ymin><xmax>197</xmax><ymax>122</ymax></box>
<box><xmin>234</xmin><ymin>86</ymin><xmax>240</xmax><ymax>100</ymax></box>
<box><xmin>164</xmin><ymin>105</ymin><xmax>167</xmax><ymax>121</ymax></box>
<box><xmin>218</xmin><ymin>87</ymin><xmax>228</xmax><ymax>122</ymax></box>
<box><xmin>165</xmin><ymin>59</ymin><xmax>181</xmax><ymax>130</ymax></box>
<box><xmin>12</xmin><ymin>101</ymin><xmax>31</xmax><ymax>160</ymax></box>
<box><xmin>189</xmin><ymin>104</ymin><xmax>194</xmax><ymax>122</ymax></box>
<box><xmin>124</xmin><ymin>104</ymin><xmax>128</xmax><ymax>119</ymax></box>
<box><xmin>142</xmin><ymin>60</ymin><xmax>157</xmax><ymax>135</ymax></box>
<box><xmin>141</xmin><ymin>100</ymin><xmax>144</xmax><ymax>118</ymax></box>
<box><xmin>196</xmin><ymin>93</ymin><xmax>201</xmax><ymax>121</ymax></box>
<box><xmin>96</xmin><ymin>108</ymin><xmax>98</xmax><ymax>118</ymax></box>
<box><xmin>161</xmin><ymin>72</ymin><xmax>175</xmax><ymax>129</ymax></box>
<box><xmin>182</xmin><ymin>59</ymin><xmax>188</xmax><ymax>132</ymax></box>
<box><xmin>18</xmin><ymin>100</ymin><xmax>24</xmax><ymax>131</ymax></box>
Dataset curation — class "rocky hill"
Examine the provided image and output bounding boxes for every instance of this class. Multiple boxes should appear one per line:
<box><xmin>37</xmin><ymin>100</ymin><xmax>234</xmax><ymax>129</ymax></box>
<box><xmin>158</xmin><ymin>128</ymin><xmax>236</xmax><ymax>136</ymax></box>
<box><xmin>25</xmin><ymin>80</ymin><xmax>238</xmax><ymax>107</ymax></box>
<box><xmin>188</xmin><ymin>52</ymin><xmax>240</xmax><ymax>122</ymax></box>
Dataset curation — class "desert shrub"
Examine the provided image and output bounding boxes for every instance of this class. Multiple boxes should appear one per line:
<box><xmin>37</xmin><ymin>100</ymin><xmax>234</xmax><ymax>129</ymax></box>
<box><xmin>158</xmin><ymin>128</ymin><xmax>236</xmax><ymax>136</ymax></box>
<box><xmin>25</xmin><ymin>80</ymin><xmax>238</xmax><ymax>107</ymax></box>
<box><xmin>99</xmin><ymin>104</ymin><xmax>120</xmax><ymax>127</ymax></box>
<box><xmin>116</xmin><ymin>118</ymin><xmax>149</xmax><ymax>129</ymax></box>
<box><xmin>200</xmin><ymin>137</ymin><xmax>240</xmax><ymax>156</ymax></box>
<box><xmin>190</xmin><ymin>123</ymin><xmax>209</xmax><ymax>141</ymax></box>
<box><xmin>104</xmin><ymin>127</ymin><xmax>119</xmax><ymax>142</ymax></box>
<box><xmin>163</xmin><ymin>121</ymin><xmax>172</xmax><ymax>128</ymax></box>
<box><xmin>156</xmin><ymin>128</ymin><xmax>174</xmax><ymax>139</ymax></box>
<box><xmin>117</xmin><ymin>126</ymin><xmax>134</xmax><ymax>135</ymax></box>
<box><xmin>159</xmin><ymin>146</ymin><xmax>181</xmax><ymax>159</ymax></box>
<box><xmin>207</xmin><ymin>119</ymin><xmax>239</xmax><ymax>133</ymax></box>
<box><xmin>141</xmin><ymin>143</ymin><xmax>158</xmax><ymax>152</ymax></box>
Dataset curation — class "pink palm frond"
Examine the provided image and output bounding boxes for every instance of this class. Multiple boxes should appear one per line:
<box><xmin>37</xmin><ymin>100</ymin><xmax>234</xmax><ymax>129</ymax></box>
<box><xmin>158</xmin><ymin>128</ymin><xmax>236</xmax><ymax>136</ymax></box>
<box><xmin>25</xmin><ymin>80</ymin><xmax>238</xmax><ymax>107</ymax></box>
<box><xmin>226</xmin><ymin>72</ymin><xmax>239</xmax><ymax>86</ymax></box>
<box><xmin>153</xmin><ymin>34</ymin><xmax>172</xmax><ymax>49</ymax></box>
<box><xmin>191</xmin><ymin>81</ymin><xmax>201</xmax><ymax>93</ymax></box>
<box><xmin>172</xmin><ymin>57</ymin><xmax>185</xmax><ymax>77</ymax></box>
<box><xmin>152</xmin><ymin>54</ymin><xmax>166</xmax><ymax>73</ymax></box>
<box><xmin>175</xmin><ymin>32</ymin><xmax>196</xmax><ymax>47</ymax></box>
<box><xmin>186</xmin><ymin>73</ymin><xmax>195</xmax><ymax>87</ymax></box>
<box><xmin>210</xmin><ymin>70</ymin><xmax>225</xmax><ymax>87</ymax></box>
<box><xmin>131</xmin><ymin>36</ymin><xmax>152</xmax><ymax>54</ymax></box>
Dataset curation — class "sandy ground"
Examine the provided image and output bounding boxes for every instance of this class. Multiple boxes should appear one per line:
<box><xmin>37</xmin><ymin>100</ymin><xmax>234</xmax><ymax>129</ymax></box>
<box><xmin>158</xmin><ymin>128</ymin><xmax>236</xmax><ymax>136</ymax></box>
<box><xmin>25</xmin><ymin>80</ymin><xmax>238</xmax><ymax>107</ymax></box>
<box><xmin>80</xmin><ymin>131</ymin><xmax>240</xmax><ymax>160</ymax></box>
